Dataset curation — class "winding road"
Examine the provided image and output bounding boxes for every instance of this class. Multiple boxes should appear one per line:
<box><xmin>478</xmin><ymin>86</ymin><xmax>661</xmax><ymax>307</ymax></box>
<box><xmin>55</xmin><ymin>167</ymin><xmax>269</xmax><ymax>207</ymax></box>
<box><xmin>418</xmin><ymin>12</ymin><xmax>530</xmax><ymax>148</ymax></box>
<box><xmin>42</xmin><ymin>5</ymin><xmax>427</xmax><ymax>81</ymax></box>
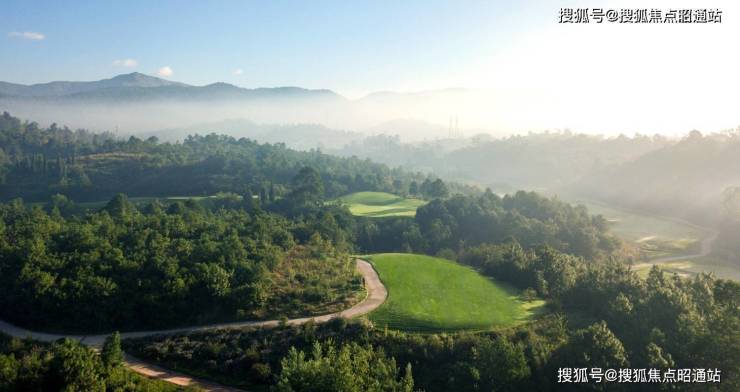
<box><xmin>0</xmin><ymin>259</ymin><xmax>387</xmax><ymax>391</ymax></box>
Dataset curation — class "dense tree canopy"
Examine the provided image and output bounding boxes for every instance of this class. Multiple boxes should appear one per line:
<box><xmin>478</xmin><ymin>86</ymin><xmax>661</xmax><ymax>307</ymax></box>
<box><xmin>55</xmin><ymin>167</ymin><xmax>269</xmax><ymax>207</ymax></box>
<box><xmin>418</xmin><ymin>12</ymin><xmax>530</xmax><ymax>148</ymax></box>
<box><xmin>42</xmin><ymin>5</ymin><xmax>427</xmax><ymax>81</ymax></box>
<box><xmin>0</xmin><ymin>333</ymin><xmax>185</xmax><ymax>392</ymax></box>
<box><xmin>2</xmin><ymin>112</ymin><xmax>737</xmax><ymax>391</ymax></box>
<box><xmin>277</xmin><ymin>340</ymin><xmax>414</xmax><ymax>392</ymax></box>
<box><xmin>357</xmin><ymin>190</ymin><xmax>619</xmax><ymax>259</ymax></box>
<box><xmin>129</xmin><ymin>245</ymin><xmax>739</xmax><ymax>391</ymax></box>
<box><xmin>0</xmin><ymin>112</ymin><xmax>474</xmax><ymax>203</ymax></box>
<box><xmin>0</xmin><ymin>195</ymin><xmax>362</xmax><ymax>332</ymax></box>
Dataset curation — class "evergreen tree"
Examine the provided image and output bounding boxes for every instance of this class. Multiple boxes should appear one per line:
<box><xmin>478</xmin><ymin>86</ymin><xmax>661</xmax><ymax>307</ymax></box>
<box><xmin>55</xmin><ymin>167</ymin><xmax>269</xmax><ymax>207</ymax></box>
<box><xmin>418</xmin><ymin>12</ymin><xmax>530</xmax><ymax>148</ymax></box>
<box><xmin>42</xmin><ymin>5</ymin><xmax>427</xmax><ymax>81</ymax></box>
<box><xmin>101</xmin><ymin>332</ymin><xmax>123</xmax><ymax>369</ymax></box>
<box><xmin>49</xmin><ymin>339</ymin><xmax>105</xmax><ymax>392</ymax></box>
<box><xmin>408</xmin><ymin>181</ymin><xmax>418</xmax><ymax>196</ymax></box>
<box><xmin>428</xmin><ymin>179</ymin><xmax>449</xmax><ymax>199</ymax></box>
<box><xmin>102</xmin><ymin>193</ymin><xmax>135</xmax><ymax>218</ymax></box>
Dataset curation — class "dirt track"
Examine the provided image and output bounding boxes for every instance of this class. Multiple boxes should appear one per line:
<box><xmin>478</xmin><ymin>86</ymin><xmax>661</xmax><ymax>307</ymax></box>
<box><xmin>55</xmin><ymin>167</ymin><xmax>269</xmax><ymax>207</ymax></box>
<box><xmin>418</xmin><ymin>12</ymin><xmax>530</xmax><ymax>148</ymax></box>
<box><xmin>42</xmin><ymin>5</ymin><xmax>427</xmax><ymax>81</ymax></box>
<box><xmin>0</xmin><ymin>259</ymin><xmax>387</xmax><ymax>391</ymax></box>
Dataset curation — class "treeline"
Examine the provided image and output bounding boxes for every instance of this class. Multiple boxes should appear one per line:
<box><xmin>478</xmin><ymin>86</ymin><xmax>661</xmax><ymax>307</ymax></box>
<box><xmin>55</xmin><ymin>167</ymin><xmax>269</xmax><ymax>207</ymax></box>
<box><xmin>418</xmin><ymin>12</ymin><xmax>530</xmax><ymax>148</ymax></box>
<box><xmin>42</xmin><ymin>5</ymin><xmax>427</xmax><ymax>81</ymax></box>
<box><xmin>127</xmin><ymin>244</ymin><xmax>740</xmax><ymax>391</ymax></box>
<box><xmin>0</xmin><ymin>332</ymin><xmax>190</xmax><ymax>391</ymax></box>
<box><xmin>334</xmin><ymin>130</ymin><xmax>671</xmax><ymax>192</ymax></box>
<box><xmin>0</xmin><ymin>112</ymin><xmax>475</xmax><ymax>202</ymax></box>
<box><xmin>0</xmin><ymin>111</ymin><xmax>117</xmax><ymax>159</ymax></box>
<box><xmin>574</xmin><ymin>129</ymin><xmax>740</xmax><ymax>224</ymax></box>
<box><xmin>0</xmin><ymin>193</ymin><xmax>363</xmax><ymax>333</ymax></box>
<box><xmin>357</xmin><ymin>190</ymin><xmax>620</xmax><ymax>260</ymax></box>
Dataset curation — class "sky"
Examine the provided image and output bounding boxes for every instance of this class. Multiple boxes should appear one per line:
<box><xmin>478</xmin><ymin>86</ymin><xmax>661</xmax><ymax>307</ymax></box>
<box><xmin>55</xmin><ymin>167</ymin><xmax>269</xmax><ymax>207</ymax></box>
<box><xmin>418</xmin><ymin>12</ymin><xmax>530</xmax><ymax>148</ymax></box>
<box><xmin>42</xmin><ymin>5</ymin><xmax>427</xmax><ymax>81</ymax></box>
<box><xmin>2</xmin><ymin>0</ymin><xmax>739</xmax><ymax>135</ymax></box>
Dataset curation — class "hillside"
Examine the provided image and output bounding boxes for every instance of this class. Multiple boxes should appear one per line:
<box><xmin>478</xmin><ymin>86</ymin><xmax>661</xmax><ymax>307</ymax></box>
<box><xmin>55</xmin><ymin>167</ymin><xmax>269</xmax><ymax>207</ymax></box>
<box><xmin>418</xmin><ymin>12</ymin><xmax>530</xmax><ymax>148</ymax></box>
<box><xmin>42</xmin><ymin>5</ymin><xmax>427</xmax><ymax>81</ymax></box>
<box><xmin>573</xmin><ymin>131</ymin><xmax>740</xmax><ymax>223</ymax></box>
<box><xmin>0</xmin><ymin>112</ymin><xmax>434</xmax><ymax>202</ymax></box>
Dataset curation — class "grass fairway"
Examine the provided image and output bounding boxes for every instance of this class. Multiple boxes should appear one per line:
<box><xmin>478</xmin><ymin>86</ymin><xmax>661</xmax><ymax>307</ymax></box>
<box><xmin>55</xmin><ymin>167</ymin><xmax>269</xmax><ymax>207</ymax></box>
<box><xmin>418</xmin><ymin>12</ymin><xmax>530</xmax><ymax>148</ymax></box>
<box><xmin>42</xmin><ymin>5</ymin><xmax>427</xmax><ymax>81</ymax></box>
<box><xmin>336</xmin><ymin>191</ymin><xmax>426</xmax><ymax>217</ymax></box>
<box><xmin>573</xmin><ymin>199</ymin><xmax>707</xmax><ymax>259</ymax></box>
<box><xmin>571</xmin><ymin>198</ymin><xmax>740</xmax><ymax>281</ymax></box>
<box><xmin>633</xmin><ymin>256</ymin><xmax>740</xmax><ymax>281</ymax></box>
<box><xmin>366</xmin><ymin>253</ymin><xmax>543</xmax><ymax>332</ymax></box>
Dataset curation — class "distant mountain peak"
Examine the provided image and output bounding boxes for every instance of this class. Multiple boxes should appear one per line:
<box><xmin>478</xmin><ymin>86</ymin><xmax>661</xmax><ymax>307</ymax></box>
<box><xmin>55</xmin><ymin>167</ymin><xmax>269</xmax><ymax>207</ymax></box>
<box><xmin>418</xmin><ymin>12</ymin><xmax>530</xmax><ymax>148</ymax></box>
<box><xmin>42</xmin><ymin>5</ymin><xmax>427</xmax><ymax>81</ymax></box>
<box><xmin>0</xmin><ymin>72</ymin><xmax>188</xmax><ymax>97</ymax></box>
<box><xmin>106</xmin><ymin>72</ymin><xmax>186</xmax><ymax>88</ymax></box>
<box><xmin>203</xmin><ymin>82</ymin><xmax>240</xmax><ymax>89</ymax></box>
<box><xmin>113</xmin><ymin>71</ymin><xmax>146</xmax><ymax>78</ymax></box>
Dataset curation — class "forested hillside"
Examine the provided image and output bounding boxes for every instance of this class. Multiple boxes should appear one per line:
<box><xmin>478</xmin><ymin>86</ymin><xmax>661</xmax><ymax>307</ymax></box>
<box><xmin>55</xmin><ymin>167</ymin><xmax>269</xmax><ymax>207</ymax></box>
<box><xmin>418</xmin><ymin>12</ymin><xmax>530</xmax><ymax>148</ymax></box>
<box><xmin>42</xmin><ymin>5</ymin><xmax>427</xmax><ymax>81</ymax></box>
<box><xmin>357</xmin><ymin>190</ymin><xmax>619</xmax><ymax>260</ymax></box>
<box><xmin>0</xmin><ymin>112</ymin><xmax>625</xmax><ymax>335</ymax></box>
<box><xmin>574</xmin><ymin>130</ymin><xmax>740</xmax><ymax>224</ymax></box>
<box><xmin>1</xmin><ymin>112</ymin><xmax>737</xmax><ymax>391</ymax></box>
<box><xmin>334</xmin><ymin>131</ymin><xmax>670</xmax><ymax>192</ymax></box>
<box><xmin>0</xmin><ymin>192</ymin><xmax>371</xmax><ymax>332</ymax></box>
<box><xmin>0</xmin><ymin>188</ymin><xmax>621</xmax><ymax>333</ymax></box>
<box><xmin>3</xmin><ymin>1</ymin><xmax>738</xmax><ymax>390</ymax></box>
<box><xmin>128</xmin><ymin>243</ymin><xmax>740</xmax><ymax>391</ymax></box>
<box><xmin>0</xmin><ymin>112</ymin><xmax>475</xmax><ymax>202</ymax></box>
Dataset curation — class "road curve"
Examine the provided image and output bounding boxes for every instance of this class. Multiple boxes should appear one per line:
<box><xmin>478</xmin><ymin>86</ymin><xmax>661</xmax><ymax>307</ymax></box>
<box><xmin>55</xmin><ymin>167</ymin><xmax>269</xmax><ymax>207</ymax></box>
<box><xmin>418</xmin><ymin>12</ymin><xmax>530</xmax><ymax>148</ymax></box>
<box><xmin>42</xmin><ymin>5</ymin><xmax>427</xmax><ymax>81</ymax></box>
<box><xmin>0</xmin><ymin>259</ymin><xmax>387</xmax><ymax>391</ymax></box>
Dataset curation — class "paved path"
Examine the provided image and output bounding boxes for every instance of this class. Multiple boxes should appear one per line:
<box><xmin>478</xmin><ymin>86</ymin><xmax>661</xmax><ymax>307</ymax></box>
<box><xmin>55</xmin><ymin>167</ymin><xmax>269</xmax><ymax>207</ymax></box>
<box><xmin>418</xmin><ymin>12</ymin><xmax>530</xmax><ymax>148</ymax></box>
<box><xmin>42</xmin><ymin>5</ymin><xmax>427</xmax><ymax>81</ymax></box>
<box><xmin>0</xmin><ymin>259</ymin><xmax>387</xmax><ymax>391</ymax></box>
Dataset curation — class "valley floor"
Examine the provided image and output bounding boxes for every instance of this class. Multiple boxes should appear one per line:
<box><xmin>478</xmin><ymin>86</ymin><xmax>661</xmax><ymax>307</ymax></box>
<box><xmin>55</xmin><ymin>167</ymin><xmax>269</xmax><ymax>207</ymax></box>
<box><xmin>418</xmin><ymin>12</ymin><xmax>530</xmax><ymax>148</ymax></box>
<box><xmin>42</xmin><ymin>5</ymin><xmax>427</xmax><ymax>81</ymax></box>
<box><xmin>572</xmin><ymin>198</ymin><xmax>740</xmax><ymax>280</ymax></box>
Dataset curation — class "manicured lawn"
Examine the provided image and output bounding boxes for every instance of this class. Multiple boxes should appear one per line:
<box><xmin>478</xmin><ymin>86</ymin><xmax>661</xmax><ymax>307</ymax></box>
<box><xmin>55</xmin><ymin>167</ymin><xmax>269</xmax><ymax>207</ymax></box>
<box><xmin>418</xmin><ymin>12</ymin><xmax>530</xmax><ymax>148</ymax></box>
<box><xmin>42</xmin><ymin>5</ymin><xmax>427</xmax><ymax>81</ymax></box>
<box><xmin>366</xmin><ymin>253</ymin><xmax>543</xmax><ymax>332</ymax></box>
<box><xmin>573</xmin><ymin>199</ymin><xmax>706</xmax><ymax>258</ymax></box>
<box><xmin>336</xmin><ymin>192</ymin><xmax>426</xmax><ymax>217</ymax></box>
<box><xmin>571</xmin><ymin>199</ymin><xmax>740</xmax><ymax>281</ymax></box>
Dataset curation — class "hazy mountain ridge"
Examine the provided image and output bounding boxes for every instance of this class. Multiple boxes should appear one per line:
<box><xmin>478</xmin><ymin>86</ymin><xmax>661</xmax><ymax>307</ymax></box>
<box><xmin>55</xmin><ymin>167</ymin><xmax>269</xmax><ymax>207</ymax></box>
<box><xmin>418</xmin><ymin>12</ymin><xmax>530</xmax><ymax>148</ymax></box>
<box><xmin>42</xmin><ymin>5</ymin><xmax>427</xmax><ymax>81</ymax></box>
<box><xmin>0</xmin><ymin>72</ymin><xmax>344</xmax><ymax>102</ymax></box>
<box><xmin>0</xmin><ymin>73</ymin><xmax>186</xmax><ymax>97</ymax></box>
<box><xmin>0</xmin><ymin>73</ymin><xmax>488</xmax><ymax>138</ymax></box>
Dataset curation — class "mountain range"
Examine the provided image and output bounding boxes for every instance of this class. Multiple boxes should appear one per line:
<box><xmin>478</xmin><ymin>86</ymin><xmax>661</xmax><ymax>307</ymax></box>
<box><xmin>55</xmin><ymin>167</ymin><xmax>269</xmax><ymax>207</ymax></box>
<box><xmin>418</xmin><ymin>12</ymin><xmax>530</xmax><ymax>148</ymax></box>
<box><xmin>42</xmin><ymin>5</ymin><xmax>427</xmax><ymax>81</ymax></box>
<box><xmin>0</xmin><ymin>73</ymin><xmax>482</xmax><ymax>140</ymax></box>
<box><xmin>0</xmin><ymin>72</ymin><xmax>342</xmax><ymax>102</ymax></box>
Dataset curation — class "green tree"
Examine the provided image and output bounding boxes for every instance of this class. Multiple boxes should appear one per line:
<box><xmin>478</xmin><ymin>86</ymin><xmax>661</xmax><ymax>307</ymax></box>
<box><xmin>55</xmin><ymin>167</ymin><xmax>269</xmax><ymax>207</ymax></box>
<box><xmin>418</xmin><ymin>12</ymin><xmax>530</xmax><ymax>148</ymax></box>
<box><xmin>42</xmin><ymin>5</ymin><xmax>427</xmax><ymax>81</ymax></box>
<box><xmin>428</xmin><ymin>179</ymin><xmax>449</xmax><ymax>199</ymax></box>
<box><xmin>101</xmin><ymin>332</ymin><xmax>123</xmax><ymax>370</ymax></box>
<box><xmin>102</xmin><ymin>193</ymin><xmax>135</xmax><ymax>219</ymax></box>
<box><xmin>48</xmin><ymin>194</ymin><xmax>75</xmax><ymax>216</ymax></box>
<box><xmin>408</xmin><ymin>181</ymin><xmax>418</xmax><ymax>196</ymax></box>
<box><xmin>561</xmin><ymin>321</ymin><xmax>629</xmax><ymax>369</ymax></box>
<box><xmin>476</xmin><ymin>337</ymin><xmax>531</xmax><ymax>391</ymax></box>
<box><xmin>645</xmin><ymin>342</ymin><xmax>674</xmax><ymax>368</ymax></box>
<box><xmin>0</xmin><ymin>354</ymin><xmax>19</xmax><ymax>390</ymax></box>
<box><xmin>49</xmin><ymin>339</ymin><xmax>105</xmax><ymax>392</ymax></box>
<box><xmin>277</xmin><ymin>340</ymin><xmax>413</xmax><ymax>392</ymax></box>
<box><xmin>288</xmin><ymin>166</ymin><xmax>325</xmax><ymax>208</ymax></box>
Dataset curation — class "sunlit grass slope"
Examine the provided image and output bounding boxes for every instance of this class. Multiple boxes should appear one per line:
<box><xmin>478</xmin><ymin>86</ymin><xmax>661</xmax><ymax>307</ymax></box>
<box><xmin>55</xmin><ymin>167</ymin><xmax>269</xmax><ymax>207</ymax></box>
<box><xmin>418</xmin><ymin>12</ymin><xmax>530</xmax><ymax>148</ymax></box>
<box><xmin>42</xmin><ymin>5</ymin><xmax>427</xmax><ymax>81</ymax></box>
<box><xmin>367</xmin><ymin>253</ymin><xmax>543</xmax><ymax>332</ymax></box>
<box><xmin>336</xmin><ymin>191</ymin><xmax>426</xmax><ymax>217</ymax></box>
